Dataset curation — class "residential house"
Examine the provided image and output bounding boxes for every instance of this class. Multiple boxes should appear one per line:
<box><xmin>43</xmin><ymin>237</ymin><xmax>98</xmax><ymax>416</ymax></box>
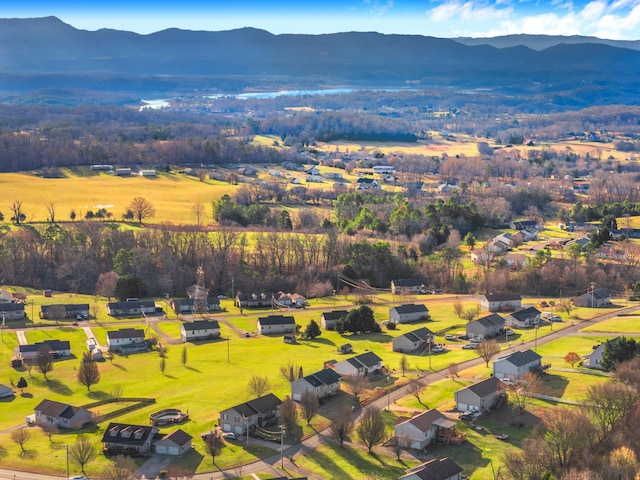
<box><xmin>394</xmin><ymin>409</ymin><xmax>461</xmax><ymax>449</ymax></box>
<box><xmin>219</xmin><ymin>393</ymin><xmax>282</xmax><ymax>435</ymax></box>
<box><xmin>107</xmin><ymin>300</ymin><xmax>156</xmax><ymax>317</ymax></box>
<box><xmin>257</xmin><ymin>315</ymin><xmax>296</xmax><ymax>335</ymax></box>
<box><xmin>567</xmin><ymin>236</ymin><xmax>591</xmax><ymax>249</ymax></box>
<box><xmin>273</xmin><ymin>292</ymin><xmax>305</xmax><ymax>308</ymax></box>
<box><xmin>505</xmin><ymin>307</ymin><xmax>541</xmax><ymax>328</ymax></box>
<box><xmin>493</xmin><ymin>349</ymin><xmax>542</xmax><ymax>380</ymax></box>
<box><xmin>114</xmin><ymin>168</ymin><xmax>132</xmax><ymax>176</ymax></box>
<box><xmin>504</xmin><ymin>253</ymin><xmax>527</xmax><ymax>269</ymax></box>
<box><xmin>480</xmin><ymin>293</ymin><xmax>522</xmax><ymax>312</ymax></box>
<box><xmin>399</xmin><ymin>458</ymin><xmax>464</xmax><ymax>480</ymax></box>
<box><xmin>389</xmin><ymin>304</ymin><xmax>429</xmax><ymax>324</ymax></box>
<box><xmin>0</xmin><ymin>302</ymin><xmax>25</xmax><ymax>321</ymax></box>
<box><xmin>102</xmin><ymin>422</ymin><xmax>159</xmax><ymax>457</ymax></box>
<box><xmin>356</xmin><ymin>178</ymin><xmax>380</xmax><ymax>190</ymax></box>
<box><xmin>106</xmin><ymin>328</ymin><xmax>146</xmax><ymax>352</ymax></box>
<box><xmin>40</xmin><ymin>303</ymin><xmax>90</xmax><ymax>320</ymax></box>
<box><xmin>332</xmin><ymin>351</ymin><xmax>383</xmax><ymax>377</ymax></box>
<box><xmin>306</xmin><ymin>174</ymin><xmax>323</xmax><ymax>183</ymax></box>
<box><xmin>15</xmin><ymin>340</ymin><xmax>71</xmax><ymax>363</ymax></box>
<box><xmin>519</xmin><ymin>228</ymin><xmax>539</xmax><ymax>242</ymax></box>
<box><xmin>509</xmin><ymin>220</ymin><xmax>539</xmax><ymax>230</ymax></box>
<box><xmin>291</xmin><ymin>368</ymin><xmax>342</xmax><ymax>401</ymax></box>
<box><xmin>170</xmin><ymin>297</ymin><xmax>221</xmax><ymax>314</ymax></box>
<box><xmin>320</xmin><ymin>310</ymin><xmax>349</xmax><ymax>330</ymax></box>
<box><xmin>392</xmin><ymin>327</ymin><xmax>434</xmax><ymax>353</ymax></box>
<box><xmin>466</xmin><ymin>314</ymin><xmax>505</xmax><ymax>340</ymax></box>
<box><xmin>0</xmin><ymin>384</ymin><xmax>14</xmax><ymax>398</ymax></box>
<box><xmin>573</xmin><ymin>288</ymin><xmax>612</xmax><ymax>308</ymax></box>
<box><xmin>180</xmin><ymin>320</ymin><xmax>220</xmax><ymax>342</ymax></box>
<box><xmin>454</xmin><ymin>377</ymin><xmax>506</xmax><ymax>412</ymax></box>
<box><xmin>584</xmin><ymin>337</ymin><xmax>619</xmax><ymax>370</ymax></box>
<box><xmin>154</xmin><ymin>429</ymin><xmax>193</xmax><ymax>456</ymax></box>
<box><xmin>470</xmin><ymin>249</ymin><xmax>493</xmax><ymax>265</ymax></box>
<box><xmin>34</xmin><ymin>399</ymin><xmax>93</xmax><ymax>430</ymax></box>
<box><xmin>235</xmin><ymin>293</ymin><xmax>273</xmax><ymax>309</ymax></box>
<box><xmin>391</xmin><ymin>279</ymin><xmax>424</xmax><ymax>295</ymax></box>
<box><xmin>437</xmin><ymin>183</ymin><xmax>459</xmax><ymax>194</ymax></box>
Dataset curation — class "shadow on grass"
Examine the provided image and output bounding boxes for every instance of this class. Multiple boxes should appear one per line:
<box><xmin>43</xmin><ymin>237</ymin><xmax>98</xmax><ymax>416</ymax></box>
<box><xmin>110</xmin><ymin>362</ymin><xmax>127</xmax><ymax>371</ymax></box>
<box><xmin>184</xmin><ymin>365</ymin><xmax>202</xmax><ymax>373</ymax></box>
<box><xmin>20</xmin><ymin>449</ymin><xmax>37</xmax><ymax>460</ymax></box>
<box><xmin>0</xmin><ymin>445</ymin><xmax>7</xmax><ymax>460</ymax></box>
<box><xmin>306</xmin><ymin>337</ymin><xmax>336</xmax><ymax>347</ymax></box>
<box><xmin>20</xmin><ymin>392</ymin><xmax>33</xmax><ymax>398</ymax></box>
<box><xmin>45</xmin><ymin>378</ymin><xmax>73</xmax><ymax>396</ymax></box>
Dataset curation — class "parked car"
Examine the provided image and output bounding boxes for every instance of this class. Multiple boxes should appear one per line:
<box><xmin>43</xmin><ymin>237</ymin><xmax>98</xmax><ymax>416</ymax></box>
<box><xmin>460</xmin><ymin>410</ymin><xmax>482</xmax><ymax>421</ymax></box>
<box><xmin>550</xmin><ymin>316</ymin><xmax>562</xmax><ymax>322</ymax></box>
<box><xmin>444</xmin><ymin>334</ymin><xmax>457</xmax><ymax>341</ymax></box>
<box><xmin>457</xmin><ymin>334</ymin><xmax>469</xmax><ymax>341</ymax></box>
<box><xmin>471</xmin><ymin>336</ymin><xmax>483</xmax><ymax>343</ymax></box>
<box><xmin>432</xmin><ymin>345</ymin><xmax>446</xmax><ymax>353</ymax></box>
<box><xmin>506</xmin><ymin>329</ymin><xmax>515</xmax><ymax>336</ymax></box>
<box><xmin>222</xmin><ymin>432</ymin><xmax>237</xmax><ymax>440</ymax></box>
<box><xmin>462</xmin><ymin>342</ymin><xmax>478</xmax><ymax>349</ymax></box>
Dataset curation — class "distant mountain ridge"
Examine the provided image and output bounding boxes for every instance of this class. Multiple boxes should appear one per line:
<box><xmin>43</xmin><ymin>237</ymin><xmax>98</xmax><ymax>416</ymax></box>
<box><xmin>453</xmin><ymin>34</ymin><xmax>640</xmax><ymax>51</ymax></box>
<box><xmin>1</xmin><ymin>16</ymin><xmax>639</xmax><ymax>104</ymax></box>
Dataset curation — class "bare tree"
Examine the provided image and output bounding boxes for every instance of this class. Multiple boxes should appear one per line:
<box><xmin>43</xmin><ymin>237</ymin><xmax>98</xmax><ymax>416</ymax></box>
<box><xmin>461</xmin><ymin>307</ymin><xmax>481</xmax><ymax>322</ymax></box>
<box><xmin>407</xmin><ymin>380</ymin><xmax>427</xmax><ymax>407</ymax></box>
<box><xmin>453</xmin><ymin>298</ymin><xmax>463</xmax><ymax>318</ymax></box>
<box><xmin>476</xmin><ymin>339</ymin><xmax>501</xmax><ymax>367</ymax></box>
<box><xmin>203</xmin><ymin>429</ymin><xmax>224</xmax><ymax>465</ymax></box>
<box><xmin>181</xmin><ymin>346</ymin><xmax>188</xmax><ymax>367</ymax></box>
<box><xmin>192</xmin><ymin>201</ymin><xmax>205</xmax><ymax>227</ymax></box>
<box><xmin>329</xmin><ymin>407</ymin><xmax>354</xmax><ymax>447</ymax></box>
<box><xmin>584</xmin><ymin>381</ymin><xmax>639</xmax><ymax>443</ymax></box>
<box><xmin>102</xmin><ymin>454</ymin><xmax>137</xmax><ymax>480</ymax></box>
<box><xmin>279</xmin><ymin>361</ymin><xmax>303</xmax><ymax>382</ymax></box>
<box><xmin>447</xmin><ymin>362</ymin><xmax>459</xmax><ymax>378</ymax></box>
<box><xmin>342</xmin><ymin>375</ymin><xmax>371</xmax><ymax>406</ymax></box>
<box><xmin>10</xmin><ymin>199</ymin><xmax>25</xmax><ymax>224</ymax></box>
<box><xmin>77</xmin><ymin>351</ymin><xmax>100</xmax><ymax>392</ymax></box>
<box><xmin>10</xmin><ymin>428</ymin><xmax>30</xmax><ymax>454</ymax></box>
<box><xmin>36</xmin><ymin>345</ymin><xmax>54</xmax><ymax>379</ymax></box>
<box><xmin>300</xmin><ymin>390</ymin><xmax>319</xmax><ymax>425</ymax></box>
<box><xmin>279</xmin><ymin>396</ymin><xmax>298</xmax><ymax>431</ymax></box>
<box><xmin>614</xmin><ymin>357</ymin><xmax>640</xmax><ymax>391</ymax></box>
<box><xmin>46</xmin><ymin>304</ymin><xmax>66</xmax><ymax>321</ymax></box>
<box><xmin>46</xmin><ymin>201</ymin><xmax>57</xmax><ymax>223</ymax></box>
<box><xmin>127</xmin><ymin>197</ymin><xmax>156</xmax><ymax>224</ymax></box>
<box><xmin>387</xmin><ymin>435</ymin><xmax>406</xmax><ymax>460</ymax></box>
<box><xmin>557</xmin><ymin>299</ymin><xmax>574</xmax><ymax>317</ymax></box>
<box><xmin>537</xmin><ymin>407</ymin><xmax>595</xmax><ymax>471</ymax></box>
<box><xmin>509</xmin><ymin>372</ymin><xmax>541</xmax><ymax>415</ymax></box>
<box><xmin>38</xmin><ymin>422</ymin><xmax>59</xmax><ymax>443</ymax></box>
<box><xmin>357</xmin><ymin>405</ymin><xmax>386</xmax><ymax>454</ymax></box>
<box><xmin>69</xmin><ymin>436</ymin><xmax>98</xmax><ymax>476</ymax></box>
<box><xmin>399</xmin><ymin>355</ymin><xmax>409</xmax><ymax>376</ymax></box>
<box><xmin>96</xmin><ymin>271</ymin><xmax>118</xmax><ymax>300</ymax></box>
<box><xmin>110</xmin><ymin>385</ymin><xmax>124</xmax><ymax>401</ymax></box>
<box><xmin>159</xmin><ymin>357</ymin><xmax>167</xmax><ymax>375</ymax></box>
<box><xmin>247</xmin><ymin>375</ymin><xmax>270</xmax><ymax>398</ymax></box>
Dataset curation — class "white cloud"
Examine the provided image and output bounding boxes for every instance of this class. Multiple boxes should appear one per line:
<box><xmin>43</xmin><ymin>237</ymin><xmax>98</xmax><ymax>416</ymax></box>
<box><xmin>363</xmin><ymin>0</ymin><xmax>395</xmax><ymax>16</ymax></box>
<box><xmin>428</xmin><ymin>0</ymin><xmax>513</xmax><ymax>22</ymax></box>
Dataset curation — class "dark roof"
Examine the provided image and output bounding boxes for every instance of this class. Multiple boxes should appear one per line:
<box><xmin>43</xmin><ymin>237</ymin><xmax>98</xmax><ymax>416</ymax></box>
<box><xmin>349</xmin><ymin>351</ymin><xmax>383</xmax><ymax>368</ymax></box>
<box><xmin>392</xmin><ymin>304</ymin><xmax>429</xmax><ymax>315</ymax></box>
<box><xmin>392</xmin><ymin>279</ymin><xmax>423</xmax><ymax>287</ymax></box>
<box><xmin>357</xmin><ymin>177</ymin><xmax>376</xmax><ymax>183</ymax></box>
<box><xmin>107</xmin><ymin>300</ymin><xmax>155</xmax><ymax>309</ymax></box>
<box><xmin>510</xmin><ymin>306</ymin><xmax>540</xmax><ymax>321</ymax></box>
<box><xmin>471</xmin><ymin>313</ymin><xmax>505</xmax><ymax>328</ymax></box>
<box><xmin>19</xmin><ymin>339</ymin><xmax>70</xmax><ymax>353</ymax></box>
<box><xmin>400</xmin><ymin>327</ymin><xmax>433</xmax><ymax>343</ymax></box>
<box><xmin>41</xmin><ymin>303</ymin><xmax>89</xmax><ymax>313</ymax></box>
<box><xmin>499</xmin><ymin>349</ymin><xmax>541</xmax><ymax>367</ymax></box>
<box><xmin>107</xmin><ymin>328</ymin><xmax>145</xmax><ymax>340</ymax></box>
<box><xmin>395</xmin><ymin>408</ymin><xmax>447</xmax><ymax>432</ymax></box>
<box><xmin>465</xmin><ymin>377</ymin><xmax>505</xmax><ymax>397</ymax></box>
<box><xmin>321</xmin><ymin>310</ymin><xmax>349</xmax><ymax>321</ymax></box>
<box><xmin>159</xmin><ymin>429</ymin><xmax>192</xmax><ymax>446</ymax></box>
<box><xmin>483</xmin><ymin>293</ymin><xmax>522</xmax><ymax>302</ymax></box>
<box><xmin>35</xmin><ymin>399</ymin><xmax>84</xmax><ymax>419</ymax></box>
<box><xmin>173</xmin><ymin>297</ymin><xmax>220</xmax><ymax>307</ymax></box>
<box><xmin>301</xmin><ymin>368</ymin><xmax>341</xmax><ymax>387</ymax></box>
<box><xmin>258</xmin><ymin>315</ymin><xmax>295</xmax><ymax>326</ymax></box>
<box><xmin>0</xmin><ymin>303</ymin><xmax>25</xmax><ymax>312</ymax></box>
<box><xmin>593</xmin><ymin>288</ymin><xmax>611</xmax><ymax>299</ymax></box>
<box><xmin>101</xmin><ymin>422</ymin><xmax>156</xmax><ymax>445</ymax></box>
<box><xmin>182</xmin><ymin>319</ymin><xmax>220</xmax><ymax>331</ymax></box>
<box><xmin>226</xmin><ymin>393</ymin><xmax>282</xmax><ymax>418</ymax></box>
<box><xmin>402</xmin><ymin>458</ymin><xmax>463</xmax><ymax>480</ymax></box>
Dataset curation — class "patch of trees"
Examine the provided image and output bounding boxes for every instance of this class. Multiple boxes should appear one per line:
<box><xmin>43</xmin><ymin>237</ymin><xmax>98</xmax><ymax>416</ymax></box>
<box><xmin>335</xmin><ymin>305</ymin><xmax>381</xmax><ymax>335</ymax></box>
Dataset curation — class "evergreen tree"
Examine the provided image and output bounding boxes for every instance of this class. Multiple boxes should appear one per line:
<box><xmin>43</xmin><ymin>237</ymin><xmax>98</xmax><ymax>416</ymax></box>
<box><xmin>304</xmin><ymin>319</ymin><xmax>322</xmax><ymax>339</ymax></box>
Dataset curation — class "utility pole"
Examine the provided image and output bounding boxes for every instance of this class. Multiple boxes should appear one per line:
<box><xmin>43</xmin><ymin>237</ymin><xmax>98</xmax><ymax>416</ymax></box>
<box><xmin>590</xmin><ymin>282</ymin><xmax>596</xmax><ymax>308</ymax></box>
<box><xmin>280</xmin><ymin>425</ymin><xmax>286</xmax><ymax>468</ymax></box>
<box><xmin>66</xmin><ymin>444</ymin><xmax>70</xmax><ymax>480</ymax></box>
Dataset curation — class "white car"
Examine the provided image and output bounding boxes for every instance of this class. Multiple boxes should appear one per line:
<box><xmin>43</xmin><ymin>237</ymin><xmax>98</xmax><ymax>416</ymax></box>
<box><xmin>506</xmin><ymin>330</ymin><xmax>515</xmax><ymax>336</ymax></box>
<box><xmin>444</xmin><ymin>334</ymin><xmax>457</xmax><ymax>341</ymax></box>
<box><xmin>432</xmin><ymin>345</ymin><xmax>446</xmax><ymax>353</ymax></box>
<box><xmin>223</xmin><ymin>432</ymin><xmax>237</xmax><ymax>440</ymax></box>
<box><xmin>462</xmin><ymin>342</ymin><xmax>478</xmax><ymax>349</ymax></box>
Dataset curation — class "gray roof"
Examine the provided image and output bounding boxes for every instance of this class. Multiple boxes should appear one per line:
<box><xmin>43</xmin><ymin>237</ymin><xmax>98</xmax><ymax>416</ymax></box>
<box><xmin>107</xmin><ymin>300</ymin><xmax>155</xmax><ymax>310</ymax></box>
<box><xmin>35</xmin><ymin>399</ymin><xmax>87</xmax><ymax>419</ymax></box>
<box><xmin>107</xmin><ymin>328</ymin><xmax>145</xmax><ymax>340</ymax></box>
<box><xmin>345</xmin><ymin>351</ymin><xmax>383</xmax><ymax>369</ymax></box>
<box><xmin>0</xmin><ymin>303</ymin><xmax>25</xmax><ymax>312</ymax></box>
<box><xmin>500</xmin><ymin>349</ymin><xmax>541</xmax><ymax>367</ymax></box>
<box><xmin>298</xmin><ymin>368</ymin><xmax>341</xmax><ymax>388</ymax></box>
<box><xmin>399</xmin><ymin>327</ymin><xmax>433</xmax><ymax>343</ymax></box>
<box><xmin>159</xmin><ymin>429</ymin><xmax>192</xmax><ymax>447</ymax></box>
<box><xmin>510</xmin><ymin>306</ymin><xmax>541</xmax><ymax>321</ymax></box>
<box><xmin>401</xmin><ymin>458</ymin><xmax>464</xmax><ymax>480</ymax></box>
<box><xmin>226</xmin><ymin>393</ymin><xmax>282</xmax><ymax>418</ymax></box>
<box><xmin>258</xmin><ymin>315</ymin><xmax>295</xmax><ymax>326</ymax></box>
<box><xmin>101</xmin><ymin>423</ymin><xmax>156</xmax><ymax>445</ymax></box>
<box><xmin>182</xmin><ymin>319</ymin><xmax>220</xmax><ymax>331</ymax></box>
<box><xmin>321</xmin><ymin>310</ymin><xmax>349</xmax><ymax>321</ymax></box>
<box><xmin>41</xmin><ymin>303</ymin><xmax>89</xmax><ymax>313</ymax></box>
<box><xmin>464</xmin><ymin>376</ymin><xmax>505</xmax><ymax>397</ymax></box>
<box><xmin>395</xmin><ymin>408</ymin><xmax>447</xmax><ymax>432</ymax></box>
<box><xmin>392</xmin><ymin>279</ymin><xmax>423</xmax><ymax>287</ymax></box>
<box><xmin>392</xmin><ymin>304</ymin><xmax>429</xmax><ymax>315</ymax></box>
<box><xmin>483</xmin><ymin>293</ymin><xmax>522</xmax><ymax>302</ymax></box>
<box><xmin>19</xmin><ymin>340</ymin><xmax>70</xmax><ymax>353</ymax></box>
<box><xmin>471</xmin><ymin>313</ymin><xmax>505</xmax><ymax>328</ymax></box>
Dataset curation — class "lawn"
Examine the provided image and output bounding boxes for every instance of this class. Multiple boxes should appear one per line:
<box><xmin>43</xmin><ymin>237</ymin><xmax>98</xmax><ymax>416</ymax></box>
<box><xmin>580</xmin><ymin>315</ymin><xmax>640</xmax><ymax>333</ymax></box>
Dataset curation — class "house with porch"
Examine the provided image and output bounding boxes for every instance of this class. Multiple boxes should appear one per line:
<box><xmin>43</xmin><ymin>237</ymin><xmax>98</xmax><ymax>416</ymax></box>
<box><xmin>291</xmin><ymin>368</ymin><xmax>342</xmax><ymax>401</ymax></box>
<box><xmin>106</xmin><ymin>328</ymin><xmax>146</xmax><ymax>352</ymax></box>
<box><xmin>320</xmin><ymin>310</ymin><xmax>349</xmax><ymax>330</ymax></box>
<box><xmin>235</xmin><ymin>293</ymin><xmax>273</xmax><ymax>309</ymax></box>
<box><xmin>480</xmin><ymin>293</ymin><xmax>522</xmax><ymax>312</ymax></box>
<box><xmin>332</xmin><ymin>351</ymin><xmax>383</xmax><ymax>377</ymax></box>
<box><xmin>154</xmin><ymin>429</ymin><xmax>193</xmax><ymax>456</ymax></box>
<box><xmin>394</xmin><ymin>409</ymin><xmax>463</xmax><ymax>449</ymax></box>
<box><xmin>392</xmin><ymin>327</ymin><xmax>433</xmax><ymax>353</ymax></box>
<box><xmin>399</xmin><ymin>458</ymin><xmax>464</xmax><ymax>480</ymax></box>
<box><xmin>505</xmin><ymin>307</ymin><xmax>541</xmax><ymax>328</ymax></box>
<box><xmin>466</xmin><ymin>314</ymin><xmax>505</xmax><ymax>340</ymax></box>
<box><xmin>391</xmin><ymin>279</ymin><xmax>424</xmax><ymax>295</ymax></box>
<box><xmin>15</xmin><ymin>340</ymin><xmax>71</xmax><ymax>363</ymax></box>
<box><xmin>107</xmin><ymin>300</ymin><xmax>156</xmax><ymax>317</ymax></box>
<box><xmin>219</xmin><ymin>393</ymin><xmax>282</xmax><ymax>435</ymax></box>
<box><xmin>257</xmin><ymin>315</ymin><xmax>296</xmax><ymax>335</ymax></box>
<box><xmin>573</xmin><ymin>288</ymin><xmax>612</xmax><ymax>308</ymax></box>
<box><xmin>389</xmin><ymin>304</ymin><xmax>429</xmax><ymax>324</ymax></box>
<box><xmin>493</xmin><ymin>349</ymin><xmax>542</xmax><ymax>380</ymax></box>
<box><xmin>33</xmin><ymin>399</ymin><xmax>93</xmax><ymax>430</ymax></box>
<box><xmin>40</xmin><ymin>303</ymin><xmax>90</xmax><ymax>320</ymax></box>
<box><xmin>0</xmin><ymin>302</ymin><xmax>25</xmax><ymax>321</ymax></box>
<box><xmin>180</xmin><ymin>320</ymin><xmax>220</xmax><ymax>341</ymax></box>
<box><xmin>454</xmin><ymin>377</ymin><xmax>506</xmax><ymax>413</ymax></box>
<box><xmin>102</xmin><ymin>422</ymin><xmax>158</xmax><ymax>457</ymax></box>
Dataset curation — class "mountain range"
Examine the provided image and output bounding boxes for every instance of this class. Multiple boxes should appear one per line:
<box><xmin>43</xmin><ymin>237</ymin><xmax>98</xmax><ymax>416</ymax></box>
<box><xmin>1</xmin><ymin>16</ymin><xmax>640</xmax><ymax>104</ymax></box>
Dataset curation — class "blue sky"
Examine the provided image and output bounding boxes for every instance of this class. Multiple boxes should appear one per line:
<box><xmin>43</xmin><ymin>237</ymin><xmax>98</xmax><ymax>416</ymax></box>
<box><xmin>4</xmin><ymin>0</ymin><xmax>640</xmax><ymax>40</ymax></box>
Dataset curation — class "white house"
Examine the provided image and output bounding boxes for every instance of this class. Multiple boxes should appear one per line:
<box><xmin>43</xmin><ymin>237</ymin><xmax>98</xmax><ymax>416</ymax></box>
<box><xmin>0</xmin><ymin>302</ymin><xmax>26</xmax><ymax>321</ymax></box>
<box><xmin>573</xmin><ymin>288</ymin><xmax>612</xmax><ymax>308</ymax></box>
<box><xmin>357</xmin><ymin>178</ymin><xmax>380</xmax><ymax>190</ymax></box>
<box><xmin>390</xmin><ymin>279</ymin><xmax>424</xmax><ymax>294</ymax></box>
<box><xmin>493</xmin><ymin>349</ymin><xmax>542</xmax><ymax>380</ymax></box>
<box><xmin>15</xmin><ymin>340</ymin><xmax>71</xmax><ymax>363</ymax></box>
<box><xmin>584</xmin><ymin>337</ymin><xmax>619</xmax><ymax>370</ymax></box>
<box><xmin>394</xmin><ymin>409</ymin><xmax>459</xmax><ymax>449</ymax></box>
<box><xmin>106</xmin><ymin>328</ymin><xmax>146</xmax><ymax>352</ymax></box>
<box><xmin>466</xmin><ymin>313</ymin><xmax>505</xmax><ymax>340</ymax></box>
<box><xmin>480</xmin><ymin>293</ymin><xmax>522</xmax><ymax>312</ymax></box>
<box><xmin>219</xmin><ymin>394</ymin><xmax>282</xmax><ymax>435</ymax></box>
<box><xmin>389</xmin><ymin>304</ymin><xmax>429</xmax><ymax>324</ymax></box>
<box><xmin>332</xmin><ymin>352</ymin><xmax>383</xmax><ymax>377</ymax></box>
<box><xmin>454</xmin><ymin>377</ymin><xmax>506</xmax><ymax>413</ymax></box>
<box><xmin>320</xmin><ymin>310</ymin><xmax>349</xmax><ymax>330</ymax></box>
<box><xmin>257</xmin><ymin>315</ymin><xmax>296</xmax><ymax>335</ymax></box>
<box><xmin>291</xmin><ymin>368</ymin><xmax>342</xmax><ymax>401</ymax></box>
<box><xmin>180</xmin><ymin>319</ymin><xmax>220</xmax><ymax>341</ymax></box>
<box><xmin>34</xmin><ymin>399</ymin><xmax>93</xmax><ymax>430</ymax></box>
<box><xmin>154</xmin><ymin>429</ymin><xmax>192</xmax><ymax>456</ymax></box>
<box><xmin>392</xmin><ymin>327</ymin><xmax>433</xmax><ymax>353</ymax></box>
<box><xmin>505</xmin><ymin>307</ymin><xmax>541</xmax><ymax>329</ymax></box>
